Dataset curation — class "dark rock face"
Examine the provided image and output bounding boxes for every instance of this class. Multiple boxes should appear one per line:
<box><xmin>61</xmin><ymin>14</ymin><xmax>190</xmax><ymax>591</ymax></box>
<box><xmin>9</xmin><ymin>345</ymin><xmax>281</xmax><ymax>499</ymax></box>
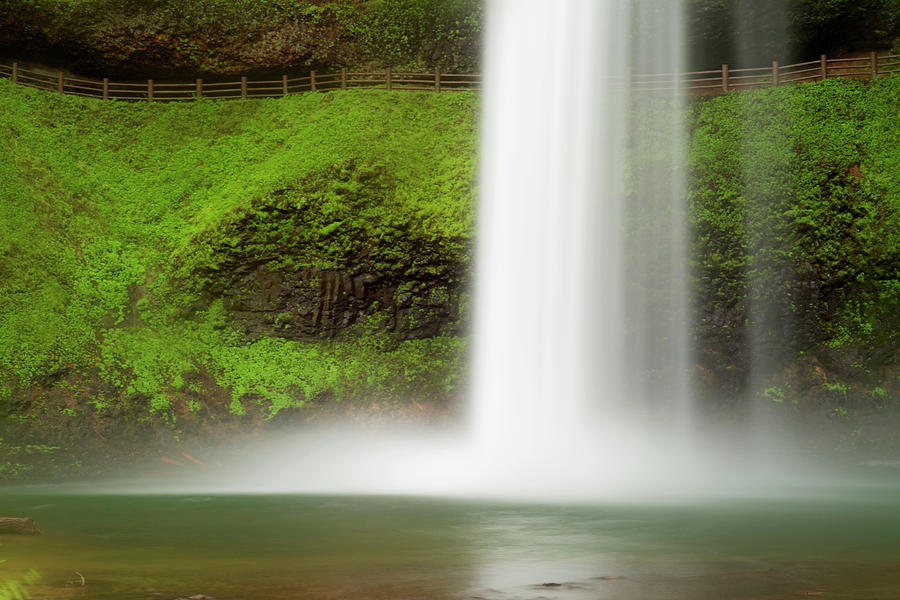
<box><xmin>692</xmin><ymin>260</ymin><xmax>828</xmax><ymax>399</ymax></box>
<box><xmin>0</xmin><ymin>4</ymin><xmax>357</xmax><ymax>78</ymax></box>
<box><xmin>0</xmin><ymin>1</ymin><xmax>482</xmax><ymax>78</ymax></box>
<box><xmin>217</xmin><ymin>263</ymin><xmax>466</xmax><ymax>341</ymax></box>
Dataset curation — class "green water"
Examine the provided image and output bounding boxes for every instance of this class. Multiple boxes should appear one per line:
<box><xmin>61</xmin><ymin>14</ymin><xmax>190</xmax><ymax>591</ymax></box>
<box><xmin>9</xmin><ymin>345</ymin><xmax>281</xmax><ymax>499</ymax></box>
<box><xmin>2</xmin><ymin>488</ymin><xmax>900</xmax><ymax>599</ymax></box>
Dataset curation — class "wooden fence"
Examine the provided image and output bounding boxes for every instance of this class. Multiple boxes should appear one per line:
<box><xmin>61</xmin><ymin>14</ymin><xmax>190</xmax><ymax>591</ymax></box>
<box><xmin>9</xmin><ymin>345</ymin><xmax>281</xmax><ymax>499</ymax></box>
<box><xmin>642</xmin><ymin>52</ymin><xmax>900</xmax><ymax>94</ymax></box>
<box><xmin>0</xmin><ymin>63</ymin><xmax>478</xmax><ymax>100</ymax></box>
<box><xmin>0</xmin><ymin>53</ymin><xmax>898</xmax><ymax>101</ymax></box>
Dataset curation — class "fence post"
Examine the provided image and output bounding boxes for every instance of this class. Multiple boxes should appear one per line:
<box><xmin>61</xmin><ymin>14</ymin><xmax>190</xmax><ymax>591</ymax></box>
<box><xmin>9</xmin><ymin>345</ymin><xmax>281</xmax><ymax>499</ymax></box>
<box><xmin>772</xmin><ymin>61</ymin><xmax>779</xmax><ymax>86</ymax></box>
<box><xmin>721</xmin><ymin>64</ymin><xmax>728</xmax><ymax>92</ymax></box>
<box><xmin>241</xmin><ymin>75</ymin><xmax>247</xmax><ymax>99</ymax></box>
<box><xmin>147</xmin><ymin>79</ymin><xmax>154</xmax><ymax>101</ymax></box>
<box><xmin>386</xmin><ymin>67</ymin><xmax>392</xmax><ymax>91</ymax></box>
<box><xmin>103</xmin><ymin>77</ymin><xmax>109</xmax><ymax>99</ymax></box>
<box><xmin>282</xmin><ymin>74</ymin><xmax>288</xmax><ymax>96</ymax></box>
<box><xmin>435</xmin><ymin>67</ymin><xmax>441</xmax><ymax>92</ymax></box>
<box><xmin>310</xmin><ymin>70</ymin><xmax>317</xmax><ymax>92</ymax></box>
<box><xmin>871</xmin><ymin>51</ymin><xmax>878</xmax><ymax>79</ymax></box>
<box><xmin>58</xmin><ymin>71</ymin><xmax>64</xmax><ymax>93</ymax></box>
<box><xmin>341</xmin><ymin>68</ymin><xmax>347</xmax><ymax>90</ymax></box>
<box><xmin>196</xmin><ymin>78</ymin><xmax>203</xmax><ymax>98</ymax></box>
<box><xmin>821</xmin><ymin>54</ymin><xmax>827</xmax><ymax>80</ymax></box>
<box><xmin>11</xmin><ymin>61</ymin><xmax>17</xmax><ymax>84</ymax></box>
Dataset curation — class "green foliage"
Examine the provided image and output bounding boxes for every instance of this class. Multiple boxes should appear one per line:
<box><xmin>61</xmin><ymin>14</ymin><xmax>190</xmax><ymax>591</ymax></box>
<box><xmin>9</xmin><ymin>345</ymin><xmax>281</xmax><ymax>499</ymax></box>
<box><xmin>685</xmin><ymin>0</ymin><xmax>900</xmax><ymax>69</ymax></box>
<box><xmin>0</xmin><ymin>80</ymin><xmax>476</xmax><ymax>418</ymax></box>
<box><xmin>0</xmin><ymin>0</ymin><xmax>483</xmax><ymax>73</ymax></box>
<box><xmin>824</xmin><ymin>380</ymin><xmax>850</xmax><ymax>394</ymax></box>
<box><xmin>763</xmin><ymin>386</ymin><xmax>785</xmax><ymax>403</ymax></box>
<box><xmin>689</xmin><ymin>76</ymin><xmax>900</xmax><ymax>374</ymax></box>
<box><xmin>0</xmin><ymin>569</ymin><xmax>39</xmax><ymax>600</ymax></box>
<box><xmin>212</xmin><ymin>325</ymin><xmax>465</xmax><ymax>417</ymax></box>
<box><xmin>793</xmin><ymin>0</ymin><xmax>900</xmax><ymax>56</ymax></box>
<box><xmin>97</xmin><ymin>306</ymin><xmax>465</xmax><ymax>418</ymax></box>
<box><xmin>191</xmin><ymin>153</ymin><xmax>474</xmax><ymax>280</ymax></box>
<box><xmin>348</xmin><ymin>0</ymin><xmax>483</xmax><ymax>70</ymax></box>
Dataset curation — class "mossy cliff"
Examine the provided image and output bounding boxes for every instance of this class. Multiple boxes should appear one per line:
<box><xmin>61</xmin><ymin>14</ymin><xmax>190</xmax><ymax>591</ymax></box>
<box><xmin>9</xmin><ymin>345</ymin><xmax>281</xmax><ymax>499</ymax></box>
<box><xmin>0</xmin><ymin>81</ymin><xmax>476</xmax><ymax>477</ymax></box>
<box><xmin>688</xmin><ymin>76</ymin><xmax>900</xmax><ymax>417</ymax></box>
<box><xmin>0</xmin><ymin>75</ymin><xmax>898</xmax><ymax>478</ymax></box>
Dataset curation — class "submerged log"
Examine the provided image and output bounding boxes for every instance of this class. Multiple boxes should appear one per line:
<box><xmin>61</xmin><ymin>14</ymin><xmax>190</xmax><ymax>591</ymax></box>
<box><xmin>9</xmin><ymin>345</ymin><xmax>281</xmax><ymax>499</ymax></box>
<box><xmin>0</xmin><ymin>517</ymin><xmax>40</xmax><ymax>534</ymax></box>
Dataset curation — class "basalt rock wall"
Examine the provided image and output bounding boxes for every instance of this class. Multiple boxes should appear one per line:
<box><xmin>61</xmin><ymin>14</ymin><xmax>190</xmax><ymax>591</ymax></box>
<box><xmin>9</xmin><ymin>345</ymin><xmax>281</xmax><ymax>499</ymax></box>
<box><xmin>211</xmin><ymin>262</ymin><xmax>466</xmax><ymax>341</ymax></box>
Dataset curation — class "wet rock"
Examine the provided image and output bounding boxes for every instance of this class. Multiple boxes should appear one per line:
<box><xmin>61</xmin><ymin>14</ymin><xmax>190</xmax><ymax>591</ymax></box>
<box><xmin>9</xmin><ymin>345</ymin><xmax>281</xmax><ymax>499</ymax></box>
<box><xmin>215</xmin><ymin>263</ymin><xmax>465</xmax><ymax>340</ymax></box>
<box><xmin>0</xmin><ymin>517</ymin><xmax>40</xmax><ymax>534</ymax></box>
<box><xmin>532</xmin><ymin>581</ymin><xmax>589</xmax><ymax>590</ymax></box>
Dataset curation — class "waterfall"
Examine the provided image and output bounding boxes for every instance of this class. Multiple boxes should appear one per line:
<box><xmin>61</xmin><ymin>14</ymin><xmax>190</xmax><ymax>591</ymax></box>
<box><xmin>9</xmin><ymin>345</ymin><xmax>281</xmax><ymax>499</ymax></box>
<box><xmin>470</xmin><ymin>0</ymin><xmax>691</xmax><ymax>492</ymax></box>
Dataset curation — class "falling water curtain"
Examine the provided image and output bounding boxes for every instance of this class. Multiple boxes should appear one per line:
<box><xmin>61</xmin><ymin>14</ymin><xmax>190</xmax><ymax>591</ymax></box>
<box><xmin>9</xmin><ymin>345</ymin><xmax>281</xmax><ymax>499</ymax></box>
<box><xmin>620</xmin><ymin>0</ymin><xmax>692</xmax><ymax>430</ymax></box>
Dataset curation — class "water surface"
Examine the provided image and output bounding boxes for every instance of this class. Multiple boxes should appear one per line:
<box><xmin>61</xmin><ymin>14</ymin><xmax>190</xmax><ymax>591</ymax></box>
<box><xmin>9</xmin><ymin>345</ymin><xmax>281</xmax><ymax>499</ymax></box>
<box><xmin>3</xmin><ymin>487</ymin><xmax>900</xmax><ymax>599</ymax></box>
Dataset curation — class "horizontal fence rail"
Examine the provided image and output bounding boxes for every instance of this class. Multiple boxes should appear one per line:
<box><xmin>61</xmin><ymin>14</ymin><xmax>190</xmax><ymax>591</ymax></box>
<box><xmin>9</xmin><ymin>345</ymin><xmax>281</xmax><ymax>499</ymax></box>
<box><xmin>629</xmin><ymin>52</ymin><xmax>899</xmax><ymax>95</ymax></box>
<box><xmin>0</xmin><ymin>63</ymin><xmax>478</xmax><ymax>101</ymax></box>
<box><xmin>0</xmin><ymin>53</ymin><xmax>897</xmax><ymax>102</ymax></box>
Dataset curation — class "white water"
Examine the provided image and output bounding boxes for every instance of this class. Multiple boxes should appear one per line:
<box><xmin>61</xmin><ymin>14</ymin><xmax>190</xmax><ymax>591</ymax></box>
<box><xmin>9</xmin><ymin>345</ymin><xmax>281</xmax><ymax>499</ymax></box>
<box><xmin>468</xmin><ymin>0</ymin><xmax>695</xmax><ymax>490</ymax></box>
<box><xmin>471</xmin><ymin>0</ymin><xmax>620</xmax><ymax>472</ymax></box>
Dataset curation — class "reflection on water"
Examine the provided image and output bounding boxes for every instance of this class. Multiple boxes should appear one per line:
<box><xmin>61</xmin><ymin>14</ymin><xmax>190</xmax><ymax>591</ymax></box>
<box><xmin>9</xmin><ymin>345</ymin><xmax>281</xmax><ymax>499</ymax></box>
<box><xmin>2</xmin><ymin>490</ymin><xmax>900</xmax><ymax>599</ymax></box>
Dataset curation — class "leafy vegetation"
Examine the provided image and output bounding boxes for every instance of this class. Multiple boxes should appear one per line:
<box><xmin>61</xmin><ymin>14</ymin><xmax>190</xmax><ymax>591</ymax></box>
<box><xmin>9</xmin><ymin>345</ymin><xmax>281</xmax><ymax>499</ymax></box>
<box><xmin>0</xmin><ymin>569</ymin><xmax>39</xmax><ymax>600</ymax></box>
<box><xmin>0</xmin><ymin>80</ymin><xmax>476</xmax><ymax>424</ymax></box>
<box><xmin>686</xmin><ymin>0</ymin><xmax>900</xmax><ymax>68</ymax></box>
<box><xmin>0</xmin><ymin>0</ymin><xmax>483</xmax><ymax>75</ymax></box>
<box><xmin>689</xmin><ymin>76</ymin><xmax>900</xmax><ymax>396</ymax></box>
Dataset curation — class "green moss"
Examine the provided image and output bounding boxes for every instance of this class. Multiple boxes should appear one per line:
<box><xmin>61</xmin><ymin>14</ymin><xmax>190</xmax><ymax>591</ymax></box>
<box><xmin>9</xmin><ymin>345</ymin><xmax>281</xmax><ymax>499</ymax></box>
<box><xmin>0</xmin><ymin>80</ymin><xmax>474</xmax><ymax>418</ymax></box>
<box><xmin>96</xmin><ymin>304</ymin><xmax>465</xmax><ymax>418</ymax></box>
<box><xmin>688</xmin><ymin>76</ymin><xmax>900</xmax><ymax>373</ymax></box>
